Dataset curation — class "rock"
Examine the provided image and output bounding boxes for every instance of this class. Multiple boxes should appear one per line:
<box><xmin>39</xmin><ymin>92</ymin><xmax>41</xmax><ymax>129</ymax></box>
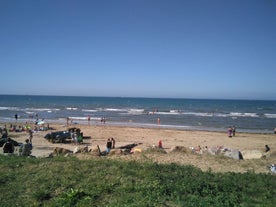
<box><xmin>208</xmin><ymin>147</ymin><xmax>220</xmax><ymax>155</ymax></box>
<box><xmin>109</xmin><ymin>149</ymin><xmax>122</xmax><ymax>155</ymax></box>
<box><xmin>223</xmin><ymin>149</ymin><xmax>243</xmax><ymax>160</ymax></box>
<box><xmin>53</xmin><ymin>147</ymin><xmax>72</xmax><ymax>156</ymax></box>
<box><xmin>80</xmin><ymin>145</ymin><xmax>88</xmax><ymax>153</ymax></box>
<box><xmin>169</xmin><ymin>146</ymin><xmax>187</xmax><ymax>153</ymax></box>
<box><xmin>241</xmin><ymin>150</ymin><xmax>262</xmax><ymax>159</ymax></box>
<box><xmin>89</xmin><ymin>146</ymin><xmax>101</xmax><ymax>156</ymax></box>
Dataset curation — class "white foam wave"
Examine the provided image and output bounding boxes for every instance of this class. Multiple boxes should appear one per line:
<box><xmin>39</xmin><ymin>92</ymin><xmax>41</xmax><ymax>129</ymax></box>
<box><xmin>264</xmin><ymin>113</ymin><xmax>276</xmax><ymax>118</ymax></box>
<box><xmin>182</xmin><ymin>112</ymin><xmax>214</xmax><ymax>117</ymax></box>
<box><xmin>66</xmin><ymin>107</ymin><xmax>78</xmax><ymax>110</ymax></box>
<box><xmin>0</xmin><ymin>106</ymin><xmax>19</xmax><ymax>110</ymax></box>
<box><xmin>155</xmin><ymin>112</ymin><xmax>180</xmax><ymax>115</ymax></box>
<box><xmin>24</xmin><ymin>108</ymin><xmax>60</xmax><ymax>112</ymax></box>
<box><xmin>215</xmin><ymin>113</ymin><xmax>229</xmax><ymax>117</ymax></box>
<box><xmin>105</xmin><ymin>108</ymin><xmax>127</xmax><ymax>112</ymax></box>
<box><xmin>82</xmin><ymin>109</ymin><xmax>98</xmax><ymax>112</ymax></box>
<box><xmin>127</xmin><ymin>109</ymin><xmax>144</xmax><ymax>115</ymax></box>
<box><xmin>170</xmin><ymin>110</ymin><xmax>181</xmax><ymax>114</ymax></box>
<box><xmin>26</xmin><ymin>111</ymin><xmax>35</xmax><ymax>114</ymax></box>
<box><xmin>69</xmin><ymin>116</ymin><xmax>87</xmax><ymax>120</ymax></box>
<box><xmin>229</xmin><ymin>112</ymin><xmax>259</xmax><ymax>117</ymax></box>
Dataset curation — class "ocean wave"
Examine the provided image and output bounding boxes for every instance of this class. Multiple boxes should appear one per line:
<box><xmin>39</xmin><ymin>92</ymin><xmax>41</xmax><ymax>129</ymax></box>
<box><xmin>182</xmin><ymin>112</ymin><xmax>214</xmax><ymax>117</ymax></box>
<box><xmin>127</xmin><ymin>109</ymin><xmax>144</xmax><ymax>115</ymax></box>
<box><xmin>69</xmin><ymin>116</ymin><xmax>88</xmax><ymax>120</ymax></box>
<box><xmin>215</xmin><ymin>113</ymin><xmax>229</xmax><ymax>117</ymax></box>
<box><xmin>229</xmin><ymin>112</ymin><xmax>259</xmax><ymax>117</ymax></box>
<box><xmin>82</xmin><ymin>109</ymin><xmax>98</xmax><ymax>112</ymax></box>
<box><xmin>66</xmin><ymin>107</ymin><xmax>78</xmax><ymax>110</ymax></box>
<box><xmin>105</xmin><ymin>108</ymin><xmax>128</xmax><ymax>112</ymax></box>
<box><xmin>170</xmin><ymin>110</ymin><xmax>182</xmax><ymax>114</ymax></box>
<box><xmin>24</xmin><ymin>108</ymin><xmax>60</xmax><ymax>112</ymax></box>
<box><xmin>264</xmin><ymin>113</ymin><xmax>276</xmax><ymax>118</ymax></box>
<box><xmin>154</xmin><ymin>111</ymin><xmax>180</xmax><ymax>115</ymax></box>
<box><xmin>0</xmin><ymin>106</ymin><xmax>19</xmax><ymax>110</ymax></box>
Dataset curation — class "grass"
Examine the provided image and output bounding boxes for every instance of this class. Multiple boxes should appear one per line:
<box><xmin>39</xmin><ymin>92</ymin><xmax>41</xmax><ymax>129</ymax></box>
<box><xmin>0</xmin><ymin>155</ymin><xmax>275</xmax><ymax>207</ymax></box>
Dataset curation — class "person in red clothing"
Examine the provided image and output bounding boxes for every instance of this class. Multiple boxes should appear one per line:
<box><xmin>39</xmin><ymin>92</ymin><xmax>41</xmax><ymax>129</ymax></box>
<box><xmin>158</xmin><ymin>140</ymin><xmax>163</xmax><ymax>148</ymax></box>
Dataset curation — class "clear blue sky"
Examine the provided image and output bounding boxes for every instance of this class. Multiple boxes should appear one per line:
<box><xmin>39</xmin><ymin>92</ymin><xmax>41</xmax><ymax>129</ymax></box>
<box><xmin>0</xmin><ymin>0</ymin><xmax>275</xmax><ymax>100</ymax></box>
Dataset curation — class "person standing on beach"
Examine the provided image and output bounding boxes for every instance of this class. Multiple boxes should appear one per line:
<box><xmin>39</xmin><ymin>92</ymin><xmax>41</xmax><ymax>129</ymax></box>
<box><xmin>106</xmin><ymin>138</ymin><xmax>112</xmax><ymax>154</ymax></box>
<box><xmin>232</xmin><ymin>126</ymin><xmax>236</xmax><ymax>136</ymax></box>
<box><xmin>227</xmin><ymin>127</ymin><xmax>233</xmax><ymax>137</ymax></box>
<box><xmin>15</xmin><ymin>114</ymin><xmax>18</xmax><ymax>121</ymax></box>
<box><xmin>87</xmin><ymin>115</ymin><xmax>91</xmax><ymax>125</ymax></box>
<box><xmin>20</xmin><ymin>139</ymin><xmax>32</xmax><ymax>156</ymax></box>
<box><xmin>157</xmin><ymin>118</ymin><xmax>160</xmax><ymax>125</ymax></box>
<box><xmin>111</xmin><ymin>137</ymin><xmax>115</xmax><ymax>149</ymax></box>
<box><xmin>29</xmin><ymin>129</ymin><xmax>33</xmax><ymax>143</ymax></box>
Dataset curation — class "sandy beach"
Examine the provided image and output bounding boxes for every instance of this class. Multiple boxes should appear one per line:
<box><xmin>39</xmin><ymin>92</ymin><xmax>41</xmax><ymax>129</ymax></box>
<box><xmin>1</xmin><ymin>122</ymin><xmax>276</xmax><ymax>173</ymax></box>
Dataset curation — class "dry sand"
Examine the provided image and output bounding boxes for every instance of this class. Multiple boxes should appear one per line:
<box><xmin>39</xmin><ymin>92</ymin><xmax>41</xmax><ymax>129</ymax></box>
<box><xmin>2</xmin><ymin>122</ymin><xmax>276</xmax><ymax>173</ymax></box>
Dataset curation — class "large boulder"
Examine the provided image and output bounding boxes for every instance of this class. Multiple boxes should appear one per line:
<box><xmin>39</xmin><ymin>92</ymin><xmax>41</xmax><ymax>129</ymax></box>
<box><xmin>73</xmin><ymin>146</ymin><xmax>88</xmax><ymax>154</ymax></box>
<box><xmin>223</xmin><ymin>149</ymin><xmax>243</xmax><ymax>160</ymax></box>
<box><xmin>241</xmin><ymin>150</ymin><xmax>263</xmax><ymax>159</ymax></box>
<box><xmin>109</xmin><ymin>149</ymin><xmax>123</xmax><ymax>155</ymax></box>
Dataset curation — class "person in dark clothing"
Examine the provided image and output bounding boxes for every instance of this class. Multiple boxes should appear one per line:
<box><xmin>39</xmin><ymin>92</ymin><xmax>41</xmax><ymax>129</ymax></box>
<box><xmin>1</xmin><ymin>127</ymin><xmax>8</xmax><ymax>138</ymax></box>
<box><xmin>265</xmin><ymin>145</ymin><xmax>270</xmax><ymax>153</ymax></box>
<box><xmin>106</xmin><ymin>138</ymin><xmax>112</xmax><ymax>154</ymax></box>
<box><xmin>111</xmin><ymin>137</ymin><xmax>115</xmax><ymax>149</ymax></box>
<box><xmin>3</xmin><ymin>138</ymin><xmax>14</xmax><ymax>153</ymax></box>
<box><xmin>232</xmin><ymin>126</ymin><xmax>236</xmax><ymax>136</ymax></box>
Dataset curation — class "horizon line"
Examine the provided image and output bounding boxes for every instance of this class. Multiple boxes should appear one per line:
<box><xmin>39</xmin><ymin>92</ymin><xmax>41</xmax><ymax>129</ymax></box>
<box><xmin>0</xmin><ymin>93</ymin><xmax>275</xmax><ymax>102</ymax></box>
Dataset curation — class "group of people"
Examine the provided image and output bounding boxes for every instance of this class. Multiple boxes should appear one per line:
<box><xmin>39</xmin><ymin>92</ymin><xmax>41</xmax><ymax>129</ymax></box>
<box><xmin>106</xmin><ymin>138</ymin><xmax>115</xmax><ymax>153</ymax></box>
<box><xmin>3</xmin><ymin>138</ymin><xmax>32</xmax><ymax>156</ymax></box>
<box><xmin>1</xmin><ymin>121</ymin><xmax>34</xmax><ymax>156</ymax></box>
<box><xmin>227</xmin><ymin>126</ymin><xmax>236</xmax><ymax>137</ymax></box>
<box><xmin>70</xmin><ymin>128</ymin><xmax>83</xmax><ymax>144</ymax></box>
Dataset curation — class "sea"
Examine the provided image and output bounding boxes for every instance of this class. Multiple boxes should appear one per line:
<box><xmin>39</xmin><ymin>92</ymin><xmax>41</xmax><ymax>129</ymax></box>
<box><xmin>0</xmin><ymin>95</ymin><xmax>276</xmax><ymax>133</ymax></box>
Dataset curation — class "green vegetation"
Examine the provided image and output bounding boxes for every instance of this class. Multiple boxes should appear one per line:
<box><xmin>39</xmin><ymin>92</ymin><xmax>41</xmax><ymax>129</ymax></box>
<box><xmin>0</xmin><ymin>155</ymin><xmax>275</xmax><ymax>207</ymax></box>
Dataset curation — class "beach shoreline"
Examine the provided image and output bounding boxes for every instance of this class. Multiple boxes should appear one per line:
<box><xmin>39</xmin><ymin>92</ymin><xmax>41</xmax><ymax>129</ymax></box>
<box><xmin>1</xmin><ymin>121</ymin><xmax>275</xmax><ymax>173</ymax></box>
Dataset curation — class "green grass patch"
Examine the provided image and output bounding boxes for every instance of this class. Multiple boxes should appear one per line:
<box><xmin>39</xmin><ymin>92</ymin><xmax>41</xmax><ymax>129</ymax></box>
<box><xmin>0</xmin><ymin>155</ymin><xmax>275</xmax><ymax>207</ymax></box>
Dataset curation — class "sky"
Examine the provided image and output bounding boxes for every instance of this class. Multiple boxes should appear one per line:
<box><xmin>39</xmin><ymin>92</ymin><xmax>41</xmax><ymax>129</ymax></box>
<box><xmin>0</xmin><ymin>0</ymin><xmax>275</xmax><ymax>100</ymax></box>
